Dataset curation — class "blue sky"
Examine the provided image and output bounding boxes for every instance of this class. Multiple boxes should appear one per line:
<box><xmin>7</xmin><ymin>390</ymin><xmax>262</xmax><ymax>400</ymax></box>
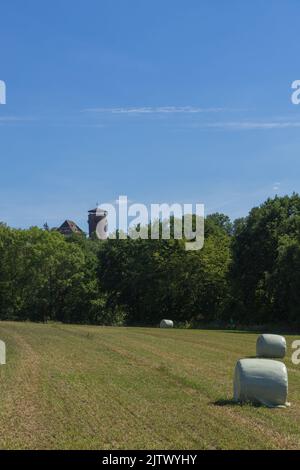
<box><xmin>1</xmin><ymin>0</ymin><xmax>300</xmax><ymax>231</ymax></box>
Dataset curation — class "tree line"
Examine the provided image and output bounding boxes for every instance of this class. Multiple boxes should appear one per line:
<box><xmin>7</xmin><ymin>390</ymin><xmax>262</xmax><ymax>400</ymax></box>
<box><xmin>0</xmin><ymin>193</ymin><xmax>300</xmax><ymax>327</ymax></box>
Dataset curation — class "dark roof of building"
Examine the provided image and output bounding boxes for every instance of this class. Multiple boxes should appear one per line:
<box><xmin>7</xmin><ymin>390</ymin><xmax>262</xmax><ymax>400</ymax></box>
<box><xmin>58</xmin><ymin>220</ymin><xmax>84</xmax><ymax>235</ymax></box>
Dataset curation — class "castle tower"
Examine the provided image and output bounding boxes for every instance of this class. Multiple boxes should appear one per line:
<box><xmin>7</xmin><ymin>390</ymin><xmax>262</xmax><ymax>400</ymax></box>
<box><xmin>88</xmin><ymin>207</ymin><xmax>108</xmax><ymax>239</ymax></box>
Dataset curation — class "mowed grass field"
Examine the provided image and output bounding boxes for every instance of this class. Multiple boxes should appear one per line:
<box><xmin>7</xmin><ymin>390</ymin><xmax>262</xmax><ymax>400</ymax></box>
<box><xmin>0</xmin><ymin>322</ymin><xmax>299</xmax><ymax>450</ymax></box>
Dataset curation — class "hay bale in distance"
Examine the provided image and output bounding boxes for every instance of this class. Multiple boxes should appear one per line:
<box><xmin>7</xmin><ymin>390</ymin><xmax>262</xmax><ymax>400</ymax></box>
<box><xmin>233</xmin><ymin>358</ymin><xmax>288</xmax><ymax>407</ymax></box>
<box><xmin>160</xmin><ymin>319</ymin><xmax>174</xmax><ymax>328</ymax></box>
<box><xmin>0</xmin><ymin>340</ymin><xmax>6</xmax><ymax>365</ymax></box>
<box><xmin>256</xmin><ymin>334</ymin><xmax>286</xmax><ymax>358</ymax></box>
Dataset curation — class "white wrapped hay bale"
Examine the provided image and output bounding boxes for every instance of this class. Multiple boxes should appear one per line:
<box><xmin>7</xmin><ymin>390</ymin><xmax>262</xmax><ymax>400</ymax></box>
<box><xmin>160</xmin><ymin>319</ymin><xmax>174</xmax><ymax>328</ymax></box>
<box><xmin>233</xmin><ymin>358</ymin><xmax>288</xmax><ymax>408</ymax></box>
<box><xmin>256</xmin><ymin>334</ymin><xmax>286</xmax><ymax>358</ymax></box>
<box><xmin>0</xmin><ymin>340</ymin><xmax>6</xmax><ymax>365</ymax></box>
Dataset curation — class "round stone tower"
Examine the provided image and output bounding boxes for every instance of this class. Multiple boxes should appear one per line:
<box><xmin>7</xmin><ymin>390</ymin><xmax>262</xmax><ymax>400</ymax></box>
<box><xmin>88</xmin><ymin>207</ymin><xmax>108</xmax><ymax>239</ymax></box>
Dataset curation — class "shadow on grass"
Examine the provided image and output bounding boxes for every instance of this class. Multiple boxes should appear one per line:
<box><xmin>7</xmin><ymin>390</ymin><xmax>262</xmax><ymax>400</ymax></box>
<box><xmin>212</xmin><ymin>398</ymin><xmax>262</xmax><ymax>408</ymax></box>
<box><xmin>212</xmin><ymin>399</ymin><xmax>240</xmax><ymax>407</ymax></box>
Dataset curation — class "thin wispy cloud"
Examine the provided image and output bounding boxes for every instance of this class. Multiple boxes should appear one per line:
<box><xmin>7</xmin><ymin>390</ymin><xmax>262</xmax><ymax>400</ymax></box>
<box><xmin>201</xmin><ymin>121</ymin><xmax>300</xmax><ymax>130</ymax></box>
<box><xmin>83</xmin><ymin>106</ymin><xmax>225</xmax><ymax>114</ymax></box>
<box><xmin>0</xmin><ymin>116</ymin><xmax>36</xmax><ymax>124</ymax></box>
<box><xmin>273</xmin><ymin>182</ymin><xmax>281</xmax><ymax>191</ymax></box>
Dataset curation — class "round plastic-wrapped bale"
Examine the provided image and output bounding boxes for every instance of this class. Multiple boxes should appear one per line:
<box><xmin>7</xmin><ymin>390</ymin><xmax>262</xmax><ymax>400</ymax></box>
<box><xmin>233</xmin><ymin>358</ymin><xmax>289</xmax><ymax>408</ymax></box>
<box><xmin>256</xmin><ymin>334</ymin><xmax>286</xmax><ymax>358</ymax></box>
<box><xmin>0</xmin><ymin>340</ymin><xmax>5</xmax><ymax>365</ymax></box>
<box><xmin>160</xmin><ymin>319</ymin><xmax>174</xmax><ymax>328</ymax></box>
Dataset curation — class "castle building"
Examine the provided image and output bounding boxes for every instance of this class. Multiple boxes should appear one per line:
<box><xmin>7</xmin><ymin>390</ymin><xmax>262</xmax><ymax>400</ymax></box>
<box><xmin>55</xmin><ymin>208</ymin><xmax>108</xmax><ymax>239</ymax></box>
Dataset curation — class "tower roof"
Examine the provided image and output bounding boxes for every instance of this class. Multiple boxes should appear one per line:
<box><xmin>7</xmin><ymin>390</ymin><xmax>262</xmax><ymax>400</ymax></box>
<box><xmin>88</xmin><ymin>208</ymin><xmax>107</xmax><ymax>215</ymax></box>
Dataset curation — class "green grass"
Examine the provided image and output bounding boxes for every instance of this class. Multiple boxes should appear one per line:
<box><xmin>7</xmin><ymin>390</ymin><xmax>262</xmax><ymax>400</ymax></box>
<box><xmin>0</xmin><ymin>321</ymin><xmax>299</xmax><ymax>449</ymax></box>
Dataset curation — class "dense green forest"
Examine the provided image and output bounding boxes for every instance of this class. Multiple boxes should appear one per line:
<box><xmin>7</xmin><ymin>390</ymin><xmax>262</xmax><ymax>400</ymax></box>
<box><xmin>1</xmin><ymin>194</ymin><xmax>300</xmax><ymax>327</ymax></box>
